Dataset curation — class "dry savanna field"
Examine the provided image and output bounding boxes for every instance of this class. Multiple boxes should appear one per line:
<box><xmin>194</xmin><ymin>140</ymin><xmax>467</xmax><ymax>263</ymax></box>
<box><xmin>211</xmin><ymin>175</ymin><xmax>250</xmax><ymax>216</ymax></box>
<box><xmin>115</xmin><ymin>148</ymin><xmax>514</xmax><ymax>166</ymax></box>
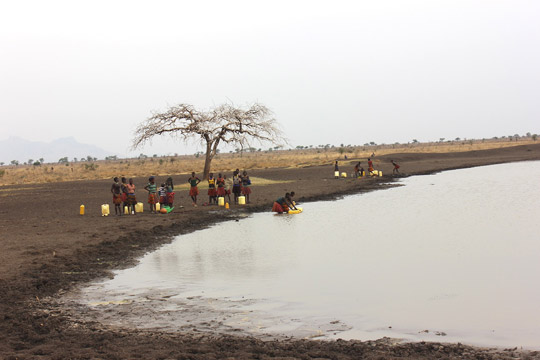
<box><xmin>1</xmin><ymin>138</ymin><xmax>537</xmax><ymax>186</ymax></box>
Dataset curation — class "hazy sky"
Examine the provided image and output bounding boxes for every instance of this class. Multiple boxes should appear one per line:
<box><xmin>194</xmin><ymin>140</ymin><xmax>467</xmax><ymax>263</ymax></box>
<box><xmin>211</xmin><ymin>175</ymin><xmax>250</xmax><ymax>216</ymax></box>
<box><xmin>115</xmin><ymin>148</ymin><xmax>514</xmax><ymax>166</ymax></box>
<box><xmin>1</xmin><ymin>0</ymin><xmax>539</xmax><ymax>157</ymax></box>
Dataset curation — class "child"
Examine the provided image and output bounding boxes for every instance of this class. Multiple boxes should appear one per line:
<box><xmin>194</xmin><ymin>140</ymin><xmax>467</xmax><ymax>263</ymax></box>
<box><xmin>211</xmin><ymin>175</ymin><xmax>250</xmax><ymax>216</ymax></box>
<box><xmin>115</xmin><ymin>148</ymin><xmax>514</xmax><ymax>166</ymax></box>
<box><xmin>241</xmin><ymin>170</ymin><xmax>251</xmax><ymax>204</ymax></box>
<box><xmin>165</xmin><ymin>177</ymin><xmax>175</xmax><ymax>207</ymax></box>
<box><xmin>224</xmin><ymin>174</ymin><xmax>232</xmax><ymax>203</ymax></box>
<box><xmin>334</xmin><ymin>161</ymin><xmax>339</xmax><ymax>178</ymax></box>
<box><xmin>207</xmin><ymin>173</ymin><xmax>217</xmax><ymax>205</ymax></box>
<box><xmin>354</xmin><ymin>162</ymin><xmax>361</xmax><ymax>178</ymax></box>
<box><xmin>367</xmin><ymin>158</ymin><xmax>374</xmax><ymax>174</ymax></box>
<box><xmin>121</xmin><ymin>177</ymin><xmax>129</xmax><ymax>211</ymax></box>
<box><xmin>158</xmin><ymin>183</ymin><xmax>167</xmax><ymax>206</ymax></box>
<box><xmin>144</xmin><ymin>176</ymin><xmax>158</xmax><ymax>212</ymax></box>
<box><xmin>391</xmin><ymin>160</ymin><xmax>401</xmax><ymax>175</ymax></box>
<box><xmin>126</xmin><ymin>178</ymin><xmax>137</xmax><ymax>214</ymax></box>
<box><xmin>111</xmin><ymin>177</ymin><xmax>123</xmax><ymax>215</ymax></box>
<box><xmin>188</xmin><ymin>172</ymin><xmax>201</xmax><ymax>206</ymax></box>
<box><xmin>232</xmin><ymin>171</ymin><xmax>242</xmax><ymax>204</ymax></box>
<box><xmin>216</xmin><ymin>173</ymin><xmax>226</xmax><ymax>200</ymax></box>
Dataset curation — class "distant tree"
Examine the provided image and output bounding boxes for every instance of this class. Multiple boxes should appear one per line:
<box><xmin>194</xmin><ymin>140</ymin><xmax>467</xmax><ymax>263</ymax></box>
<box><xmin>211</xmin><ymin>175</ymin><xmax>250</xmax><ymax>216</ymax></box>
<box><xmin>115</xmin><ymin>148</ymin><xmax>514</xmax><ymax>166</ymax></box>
<box><xmin>0</xmin><ymin>162</ymin><xmax>4</xmax><ymax>166</ymax></box>
<box><xmin>455</xmin><ymin>137</ymin><xmax>460</xmax><ymax>141</ymax></box>
<box><xmin>28</xmin><ymin>159</ymin><xmax>33</xmax><ymax>165</ymax></box>
<box><xmin>33</xmin><ymin>161</ymin><xmax>41</xmax><ymax>166</ymax></box>
<box><xmin>370</xmin><ymin>141</ymin><xmax>376</xmax><ymax>146</ymax></box>
<box><xmin>412</xmin><ymin>139</ymin><xmax>418</xmax><ymax>144</ymax></box>
<box><xmin>526</xmin><ymin>132</ymin><xmax>531</xmax><ymax>137</ymax></box>
<box><xmin>439</xmin><ymin>138</ymin><xmax>445</xmax><ymax>142</ymax></box>
<box><xmin>10</xmin><ymin>160</ymin><xmax>19</xmax><ymax>166</ymax></box>
<box><xmin>73</xmin><ymin>157</ymin><xmax>78</xmax><ymax>162</ymax></box>
<box><xmin>86</xmin><ymin>155</ymin><xmax>94</xmax><ymax>162</ymax></box>
<box><xmin>132</xmin><ymin>103</ymin><xmax>284</xmax><ymax>179</ymax></box>
<box><xmin>533</xmin><ymin>134</ymin><xmax>538</xmax><ymax>141</ymax></box>
<box><xmin>39</xmin><ymin>158</ymin><xmax>44</xmax><ymax>164</ymax></box>
<box><xmin>58</xmin><ymin>157</ymin><xmax>69</xmax><ymax>163</ymax></box>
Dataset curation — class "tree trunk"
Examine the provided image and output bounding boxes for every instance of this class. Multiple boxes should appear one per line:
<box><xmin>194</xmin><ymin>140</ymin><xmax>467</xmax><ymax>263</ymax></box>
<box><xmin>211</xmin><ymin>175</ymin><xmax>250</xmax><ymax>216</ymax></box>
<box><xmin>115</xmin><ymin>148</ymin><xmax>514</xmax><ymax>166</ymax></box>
<box><xmin>203</xmin><ymin>141</ymin><xmax>213</xmax><ymax>179</ymax></box>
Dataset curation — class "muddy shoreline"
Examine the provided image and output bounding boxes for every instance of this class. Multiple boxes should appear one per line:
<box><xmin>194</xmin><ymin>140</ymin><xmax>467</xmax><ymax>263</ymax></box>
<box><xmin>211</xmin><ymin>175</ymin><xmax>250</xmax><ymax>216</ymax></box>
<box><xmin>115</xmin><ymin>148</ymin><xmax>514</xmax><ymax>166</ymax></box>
<box><xmin>1</xmin><ymin>144</ymin><xmax>540</xmax><ymax>359</ymax></box>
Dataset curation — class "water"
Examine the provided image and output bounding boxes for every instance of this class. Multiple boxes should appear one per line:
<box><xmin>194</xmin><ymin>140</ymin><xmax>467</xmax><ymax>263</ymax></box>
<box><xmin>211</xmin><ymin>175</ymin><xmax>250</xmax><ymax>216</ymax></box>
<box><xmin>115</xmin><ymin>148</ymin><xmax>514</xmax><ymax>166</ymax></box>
<box><xmin>73</xmin><ymin>161</ymin><xmax>540</xmax><ymax>348</ymax></box>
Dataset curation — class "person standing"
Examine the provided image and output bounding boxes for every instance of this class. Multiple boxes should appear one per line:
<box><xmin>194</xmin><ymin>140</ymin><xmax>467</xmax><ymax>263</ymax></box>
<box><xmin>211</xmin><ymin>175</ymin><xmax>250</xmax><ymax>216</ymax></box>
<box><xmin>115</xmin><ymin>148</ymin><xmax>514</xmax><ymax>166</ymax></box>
<box><xmin>111</xmin><ymin>177</ymin><xmax>123</xmax><ymax>215</ymax></box>
<box><xmin>334</xmin><ymin>161</ymin><xmax>339</xmax><ymax>178</ymax></box>
<box><xmin>188</xmin><ymin>172</ymin><xmax>201</xmax><ymax>206</ymax></box>
<box><xmin>144</xmin><ymin>176</ymin><xmax>158</xmax><ymax>212</ymax></box>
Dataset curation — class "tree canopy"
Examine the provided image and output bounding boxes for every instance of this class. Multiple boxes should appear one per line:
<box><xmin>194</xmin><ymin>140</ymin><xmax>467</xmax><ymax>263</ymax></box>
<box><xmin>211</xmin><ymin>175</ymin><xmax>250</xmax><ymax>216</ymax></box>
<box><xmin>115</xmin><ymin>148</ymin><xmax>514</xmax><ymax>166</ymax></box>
<box><xmin>132</xmin><ymin>103</ymin><xmax>284</xmax><ymax>178</ymax></box>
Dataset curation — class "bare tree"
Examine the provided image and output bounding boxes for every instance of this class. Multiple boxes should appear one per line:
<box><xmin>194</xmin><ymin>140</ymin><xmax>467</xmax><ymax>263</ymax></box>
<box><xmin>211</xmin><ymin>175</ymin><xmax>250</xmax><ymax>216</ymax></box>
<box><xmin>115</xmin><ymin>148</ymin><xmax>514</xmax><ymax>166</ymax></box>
<box><xmin>132</xmin><ymin>103</ymin><xmax>285</xmax><ymax>178</ymax></box>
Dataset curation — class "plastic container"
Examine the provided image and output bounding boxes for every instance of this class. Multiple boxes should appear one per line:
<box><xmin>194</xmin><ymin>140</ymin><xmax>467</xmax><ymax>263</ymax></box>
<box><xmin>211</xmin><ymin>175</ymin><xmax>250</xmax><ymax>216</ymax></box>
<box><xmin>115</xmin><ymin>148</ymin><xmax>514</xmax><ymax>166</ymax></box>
<box><xmin>334</xmin><ymin>171</ymin><xmax>339</xmax><ymax>177</ymax></box>
<box><xmin>124</xmin><ymin>206</ymin><xmax>129</xmax><ymax>215</ymax></box>
<box><xmin>135</xmin><ymin>202</ymin><xmax>144</xmax><ymax>213</ymax></box>
<box><xmin>288</xmin><ymin>207</ymin><xmax>303</xmax><ymax>214</ymax></box>
<box><xmin>378</xmin><ymin>170</ymin><xmax>383</xmax><ymax>177</ymax></box>
<box><xmin>79</xmin><ymin>205</ymin><xmax>85</xmax><ymax>215</ymax></box>
<box><xmin>218</xmin><ymin>197</ymin><xmax>225</xmax><ymax>206</ymax></box>
<box><xmin>101</xmin><ymin>204</ymin><xmax>110</xmax><ymax>216</ymax></box>
<box><xmin>225</xmin><ymin>202</ymin><xmax>230</xmax><ymax>209</ymax></box>
<box><xmin>238</xmin><ymin>196</ymin><xmax>246</xmax><ymax>205</ymax></box>
<box><xmin>156</xmin><ymin>203</ymin><xmax>160</xmax><ymax>212</ymax></box>
<box><xmin>341</xmin><ymin>172</ymin><xmax>347</xmax><ymax>178</ymax></box>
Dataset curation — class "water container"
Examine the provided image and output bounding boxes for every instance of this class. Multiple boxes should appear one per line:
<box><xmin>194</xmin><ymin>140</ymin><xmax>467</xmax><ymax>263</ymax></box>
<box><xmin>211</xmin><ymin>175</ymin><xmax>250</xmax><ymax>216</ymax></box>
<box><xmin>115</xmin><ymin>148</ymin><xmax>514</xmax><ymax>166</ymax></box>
<box><xmin>101</xmin><ymin>204</ymin><xmax>110</xmax><ymax>216</ymax></box>
<box><xmin>218</xmin><ymin>197</ymin><xmax>225</xmax><ymax>206</ymax></box>
<box><xmin>341</xmin><ymin>172</ymin><xmax>347</xmax><ymax>178</ymax></box>
<box><xmin>225</xmin><ymin>202</ymin><xmax>230</xmax><ymax>209</ymax></box>
<box><xmin>334</xmin><ymin>171</ymin><xmax>339</xmax><ymax>177</ymax></box>
<box><xmin>79</xmin><ymin>205</ymin><xmax>85</xmax><ymax>215</ymax></box>
<box><xmin>156</xmin><ymin>203</ymin><xmax>160</xmax><ymax>212</ymax></box>
<box><xmin>124</xmin><ymin>206</ymin><xmax>129</xmax><ymax>215</ymax></box>
<box><xmin>378</xmin><ymin>170</ymin><xmax>383</xmax><ymax>177</ymax></box>
<box><xmin>135</xmin><ymin>202</ymin><xmax>144</xmax><ymax>213</ymax></box>
<box><xmin>238</xmin><ymin>196</ymin><xmax>246</xmax><ymax>205</ymax></box>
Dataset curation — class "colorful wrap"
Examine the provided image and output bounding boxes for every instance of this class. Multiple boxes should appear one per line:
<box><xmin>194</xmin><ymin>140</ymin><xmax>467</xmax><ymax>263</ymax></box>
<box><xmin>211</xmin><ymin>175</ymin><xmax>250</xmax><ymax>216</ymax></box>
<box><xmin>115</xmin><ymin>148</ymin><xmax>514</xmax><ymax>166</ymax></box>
<box><xmin>127</xmin><ymin>194</ymin><xmax>137</xmax><ymax>205</ymax></box>
<box><xmin>208</xmin><ymin>188</ymin><xmax>217</xmax><ymax>196</ymax></box>
<box><xmin>272</xmin><ymin>202</ymin><xmax>289</xmax><ymax>213</ymax></box>
<box><xmin>242</xmin><ymin>186</ymin><xmax>251</xmax><ymax>195</ymax></box>
<box><xmin>167</xmin><ymin>192</ymin><xmax>175</xmax><ymax>204</ymax></box>
<box><xmin>217</xmin><ymin>187</ymin><xmax>227</xmax><ymax>196</ymax></box>
<box><xmin>159</xmin><ymin>195</ymin><xmax>167</xmax><ymax>204</ymax></box>
<box><xmin>121</xmin><ymin>193</ymin><xmax>127</xmax><ymax>203</ymax></box>
<box><xmin>113</xmin><ymin>194</ymin><xmax>123</xmax><ymax>205</ymax></box>
<box><xmin>148</xmin><ymin>193</ymin><xmax>158</xmax><ymax>204</ymax></box>
<box><xmin>189</xmin><ymin>187</ymin><xmax>199</xmax><ymax>197</ymax></box>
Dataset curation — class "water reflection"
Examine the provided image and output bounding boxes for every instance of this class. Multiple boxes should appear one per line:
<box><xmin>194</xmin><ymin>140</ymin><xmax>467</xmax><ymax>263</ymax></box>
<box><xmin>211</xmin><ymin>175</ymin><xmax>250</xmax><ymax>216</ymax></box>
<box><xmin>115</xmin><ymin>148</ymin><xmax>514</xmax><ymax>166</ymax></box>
<box><xmin>77</xmin><ymin>161</ymin><xmax>540</xmax><ymax>348</ymax></box>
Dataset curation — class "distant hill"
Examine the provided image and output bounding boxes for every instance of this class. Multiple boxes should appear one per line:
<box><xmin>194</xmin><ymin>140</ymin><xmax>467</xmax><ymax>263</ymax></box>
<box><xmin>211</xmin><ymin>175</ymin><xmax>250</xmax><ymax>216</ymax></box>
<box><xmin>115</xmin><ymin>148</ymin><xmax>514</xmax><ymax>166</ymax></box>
<box><xmin>0</xmin><ymin>137</ymin><xmax>114</xmax><ymax>164</ymax></box>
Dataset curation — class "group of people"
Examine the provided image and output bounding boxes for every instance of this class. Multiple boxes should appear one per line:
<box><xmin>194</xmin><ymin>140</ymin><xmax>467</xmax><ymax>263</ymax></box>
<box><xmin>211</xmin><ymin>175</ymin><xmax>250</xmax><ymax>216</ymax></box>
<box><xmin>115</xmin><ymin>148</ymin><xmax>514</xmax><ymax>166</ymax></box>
<box><xmin>334</xmin><ymin>158</ymin><xmax>401</xmax><ymax>178</ymax></box>
<box><xmin>205</xmin><ymin>169</ymin><xmax>252</xmax><ymax>206</ymax></box>
<box><xmin>110</xmin><ymin>176</ymin><xmax>175</xmax><ymax>215</ymax></box>
<box><xmin>110</xmin><ymin>170</ymin><xmax>253</xmax><ymax>215</ymax></box>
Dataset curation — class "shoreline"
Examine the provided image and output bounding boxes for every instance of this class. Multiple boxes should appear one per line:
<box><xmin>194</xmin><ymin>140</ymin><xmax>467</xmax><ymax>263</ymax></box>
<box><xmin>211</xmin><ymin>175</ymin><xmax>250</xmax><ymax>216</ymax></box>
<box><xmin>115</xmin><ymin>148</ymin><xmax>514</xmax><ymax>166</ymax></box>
<box><xmin>1</xmin><ymin>143</ymin><xmax>540</xmax><ymax>359</ymax></box>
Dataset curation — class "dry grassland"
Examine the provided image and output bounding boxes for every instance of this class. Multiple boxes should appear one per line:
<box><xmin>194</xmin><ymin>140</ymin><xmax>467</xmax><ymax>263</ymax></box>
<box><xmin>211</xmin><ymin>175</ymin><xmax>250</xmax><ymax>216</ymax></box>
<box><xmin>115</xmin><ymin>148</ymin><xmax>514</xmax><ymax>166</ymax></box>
<box><xmin>0</xmin><ymin>138</ymin><xmax>536</xmax><ymax>186</ymax></box>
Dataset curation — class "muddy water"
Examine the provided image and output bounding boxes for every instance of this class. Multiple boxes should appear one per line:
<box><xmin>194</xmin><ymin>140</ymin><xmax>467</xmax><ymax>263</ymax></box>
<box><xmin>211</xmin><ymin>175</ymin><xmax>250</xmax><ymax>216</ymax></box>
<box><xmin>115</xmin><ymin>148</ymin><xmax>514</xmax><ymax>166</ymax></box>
<box><xmin>72</xmin><ymin>161</ymin><xmax>540</xmax><ymax>348</ymax></box>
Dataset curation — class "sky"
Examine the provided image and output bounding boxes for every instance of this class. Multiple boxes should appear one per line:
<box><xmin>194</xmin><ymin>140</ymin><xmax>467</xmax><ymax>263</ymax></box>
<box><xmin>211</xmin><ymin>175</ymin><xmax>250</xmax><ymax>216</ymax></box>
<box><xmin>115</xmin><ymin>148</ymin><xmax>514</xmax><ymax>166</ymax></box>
<box><xmin>1</xmin><ymin>0</ymin><xmax>539</xmax><ymax>157</ymax></box>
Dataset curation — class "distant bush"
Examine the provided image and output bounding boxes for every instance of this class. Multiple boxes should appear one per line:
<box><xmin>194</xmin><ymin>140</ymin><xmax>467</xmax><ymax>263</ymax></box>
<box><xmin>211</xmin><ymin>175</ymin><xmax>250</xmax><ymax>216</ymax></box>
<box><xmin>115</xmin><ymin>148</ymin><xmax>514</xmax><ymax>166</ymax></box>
<box><xmin>0</xmin><ymin>170</ymin><xmax>5</xmax><ymax>178</ymax></box>
<box><xmin>84</xmin><ymin>163</ymin><xmax>98</xmax><ymax>171</ymax></box>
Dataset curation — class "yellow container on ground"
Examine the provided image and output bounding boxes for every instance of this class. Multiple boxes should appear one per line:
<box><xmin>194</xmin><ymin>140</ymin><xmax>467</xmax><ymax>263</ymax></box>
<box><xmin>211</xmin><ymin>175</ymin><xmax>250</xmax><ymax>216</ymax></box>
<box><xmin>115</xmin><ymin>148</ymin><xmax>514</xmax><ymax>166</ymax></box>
<box><xmin>218</xmin><ymin>197</ymin><xmax>225</xmax><ymax>206</ymax></box>
<box><xmin>156</xmin><ymin>203</ymin><xmax>160</xmax><ymax>212</ymax></box>
<box><xmin>101</xmin><ymin>204</ymin><xmax>109</xmax><ymax>216</ymax></box>
<box><xmin>341</xmin><ymin>172</ymin><xmax>347</xmax><ymax>178</ymax></box>
<box><xmin>79</xmin><ymin>205</ymin><xmax>85</xmax><ymax>215</ymax></box>
<box><xmin>135</xmin><ymin>202</ymin><xmax>144</xmax><ymax>213</ymax></box>
<box><xmin>288</xmin><ymin>207</ymin><xmax>303</xmax><ymax>214</ymax></box>
<box><xmin>124</xmin><ymin>206</ymin><xmax>129</xmax><ymax>215</ymax></box>
<box><xmin>238</xmin><ymin>196</ymin><xmax>246</xmax><ymax>205</ymax></box>
<box><xmin>334</xmin><ymin>171</ymin><xmax>339</xmax><ymax>177</ymax></box>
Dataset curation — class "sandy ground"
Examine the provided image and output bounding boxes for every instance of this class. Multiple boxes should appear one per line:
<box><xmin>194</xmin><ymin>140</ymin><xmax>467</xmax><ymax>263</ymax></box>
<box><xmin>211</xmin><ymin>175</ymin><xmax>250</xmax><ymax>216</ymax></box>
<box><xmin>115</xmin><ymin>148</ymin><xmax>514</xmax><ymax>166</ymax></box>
<box><xmin>1</xmin><ymin>143</ymin><xmax>540</xmax><ymax>359</ymax></box>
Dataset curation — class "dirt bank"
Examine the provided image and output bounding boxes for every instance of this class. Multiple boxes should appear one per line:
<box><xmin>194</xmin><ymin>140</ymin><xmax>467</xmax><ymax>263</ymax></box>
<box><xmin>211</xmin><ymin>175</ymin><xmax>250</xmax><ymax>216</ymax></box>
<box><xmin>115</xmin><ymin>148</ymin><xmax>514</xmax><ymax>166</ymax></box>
<box><xmin>1</xmin><ymin>143</ymin><xmax>540</xmax><ymax>359</ymax></box>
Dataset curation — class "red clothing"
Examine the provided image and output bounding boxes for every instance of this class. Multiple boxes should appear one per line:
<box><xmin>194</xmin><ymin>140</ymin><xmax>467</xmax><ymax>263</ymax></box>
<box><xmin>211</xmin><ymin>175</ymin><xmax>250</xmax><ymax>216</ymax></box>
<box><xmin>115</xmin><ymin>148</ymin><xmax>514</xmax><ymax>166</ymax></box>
<box><xmin>217</xmin><ymin>187</ymin><xmax>227</xmax><ymax>196</ymax></box>
<box><xmin>189</xmin><ymin>187</ymin><xmax>199</xmax><ymax>196</ymax></box>
<box><xmin>208</xmin><ymin>188</ymin><xmax>217</xmax><ymax>196</ymax></box>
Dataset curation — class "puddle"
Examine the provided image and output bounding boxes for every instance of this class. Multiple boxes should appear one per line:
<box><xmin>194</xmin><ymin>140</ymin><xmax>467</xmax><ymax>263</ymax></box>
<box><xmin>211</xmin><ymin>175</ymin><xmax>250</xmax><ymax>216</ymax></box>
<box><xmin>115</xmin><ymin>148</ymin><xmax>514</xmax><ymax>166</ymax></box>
<box><xmin>65</xmin><ymin>161</ymin><xmax>540</xmax><ymax>348</ymax></box>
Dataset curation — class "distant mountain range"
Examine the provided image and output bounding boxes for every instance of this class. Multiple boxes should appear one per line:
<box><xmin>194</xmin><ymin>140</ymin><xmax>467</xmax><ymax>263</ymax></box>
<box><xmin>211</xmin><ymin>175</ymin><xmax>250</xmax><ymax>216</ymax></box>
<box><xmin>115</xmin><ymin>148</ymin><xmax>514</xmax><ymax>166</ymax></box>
<box><xmin>0</xmin><ymin>137</ymin><xmax>114</xmax><ymax>164</ymax></box>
